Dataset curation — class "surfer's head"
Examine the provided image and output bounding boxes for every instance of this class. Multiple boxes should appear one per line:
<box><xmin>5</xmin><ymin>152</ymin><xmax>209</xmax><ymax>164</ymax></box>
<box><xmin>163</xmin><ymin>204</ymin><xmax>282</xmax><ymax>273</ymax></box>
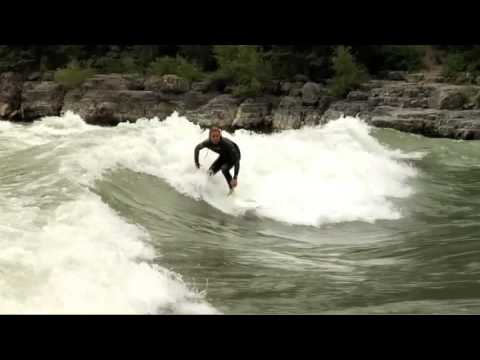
<box><xmin>209</xmin><ymin>127</ymin><xmax>222</xmax><ymax>144</ymax></box>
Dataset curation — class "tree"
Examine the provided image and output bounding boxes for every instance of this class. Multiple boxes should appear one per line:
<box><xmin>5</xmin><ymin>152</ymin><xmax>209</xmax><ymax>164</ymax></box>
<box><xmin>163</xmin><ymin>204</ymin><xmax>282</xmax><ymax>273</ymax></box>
<box><xmin>330</xmin><ymin>46</ymin><xmax>368</xmax><ymax>98</ymax></box>
<box><xmin>212</xmin><ymin>45</ymin><xmax>272</xmax><ymax>97</ymax></box>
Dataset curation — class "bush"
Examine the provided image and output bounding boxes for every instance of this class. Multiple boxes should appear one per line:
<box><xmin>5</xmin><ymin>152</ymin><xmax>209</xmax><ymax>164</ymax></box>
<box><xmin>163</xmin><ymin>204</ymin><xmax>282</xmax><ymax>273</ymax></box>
<box><xmin>176</xmin><ymin>57</ymin><xmax>204</xmax><ymax>81</ymax></box>
<box><xmin>212</xmin><ymin>45</ymin><xmax>272</xmax><ymax>97</ymax></box>
<box><xmin>179</xmin><ymin>45</ymin><xmax>216</xmax><ymax>71</ymax></box>
<box><xmin>442</xmin><ymin>53</ymin><xmax>467</xmax><ymax>80</ymax></box>
<box><xmin>353</xmin><ymin>45</ymin><xmax>424</xmax><ymax>75</ymax></box>
<box><xmin>380</xmin><ymin>46</ymin><xmax>424</xmax><ymax>72</ymax></box>
<box><xmin>147</xmin><ymin>56</ymin><xmax>204</xmax><ymax>81</ymax></box>
<box><xmin>266</xmin><ymin>48</ymin><xmax>309</xmax><ymax>81</ymax></box>
<box><xmin>0</xmin><ymin>46</ymin><xmax>37</xmax><ymax>72</ymax></box>
<box><xmin>441</xmin><ymin>47</ymin><xmax>480</xmax><ymax>83</ymax></box>
<box><xmin>148</xmin><ymin>56</ymin><xmax>178</xmax><ymax>75</ymax></box>
<box><xmin>329</xmin><ymin>46</ymin><xmax>368</xmax><ymax>98</ymax></box>
<box><xmin>93</xmin><ymin>55</ymin><xmax>143</xmax><ymax>74</ymax></box>
<box><xmin>54</xmin><ymin>61</ymin><xmax>96</xmax><ymax>89</ymax></box>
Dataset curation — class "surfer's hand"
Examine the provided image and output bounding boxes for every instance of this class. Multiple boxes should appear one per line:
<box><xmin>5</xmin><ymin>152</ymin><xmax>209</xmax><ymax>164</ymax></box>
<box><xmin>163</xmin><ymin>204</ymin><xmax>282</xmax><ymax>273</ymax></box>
<box><xmin>230</xmin><ymin>179</ymin><xmax>237</xmax><ymax>188</ymax></box>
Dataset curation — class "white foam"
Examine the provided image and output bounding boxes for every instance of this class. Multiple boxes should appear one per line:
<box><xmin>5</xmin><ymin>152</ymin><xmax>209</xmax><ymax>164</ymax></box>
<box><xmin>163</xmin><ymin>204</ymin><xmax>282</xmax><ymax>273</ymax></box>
<box><xmin>29</xmin><ymin>111</ymin><xmax>95</xmax><ymax>137</ymax></box>
<box><xmin>0</xmin><ymin>111</ymin><xmax>97</xmax><ymax>152</ymax></box>
<box><xmin>0</xmin><ymin>192</ymin><xmax>219</xmax><ymax>314</ymax></box>
<box><xmin>0</xmin><ymin>113</ymin><xmax>220</xmax><ymax>314</ymax></box>
<box><xmin>0</xmin><ymin>111</ymin><xmax>422</xmax><ymax>313</ymax></box>
<box><xmin>53</xmin><ymin>112</ymin><xmax>418</xmax><ymax>226</ymax></box>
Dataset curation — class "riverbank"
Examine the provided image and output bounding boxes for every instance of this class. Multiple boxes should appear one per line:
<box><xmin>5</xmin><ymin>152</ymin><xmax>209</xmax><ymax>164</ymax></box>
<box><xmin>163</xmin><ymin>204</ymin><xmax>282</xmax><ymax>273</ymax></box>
<box><xmin>1</xmin><ymin>71</ymin><xmax>480</xmax><ymax>139</ymax></box>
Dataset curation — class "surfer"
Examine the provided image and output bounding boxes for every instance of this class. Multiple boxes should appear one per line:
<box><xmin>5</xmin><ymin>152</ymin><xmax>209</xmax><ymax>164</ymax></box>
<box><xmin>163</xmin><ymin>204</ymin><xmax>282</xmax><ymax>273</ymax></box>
<box><xmin>194</xmin><ymin>127</ymin><xmax>241</xmax><ymax>194</ymax></box>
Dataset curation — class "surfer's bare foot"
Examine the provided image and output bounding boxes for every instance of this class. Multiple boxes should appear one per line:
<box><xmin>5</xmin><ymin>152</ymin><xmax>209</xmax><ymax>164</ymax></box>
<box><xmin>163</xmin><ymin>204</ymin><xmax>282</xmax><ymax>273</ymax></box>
<box><xmin>228</xmin><ymin>189</ymin><xmax>234</xmax><ymax>196</ymax></box>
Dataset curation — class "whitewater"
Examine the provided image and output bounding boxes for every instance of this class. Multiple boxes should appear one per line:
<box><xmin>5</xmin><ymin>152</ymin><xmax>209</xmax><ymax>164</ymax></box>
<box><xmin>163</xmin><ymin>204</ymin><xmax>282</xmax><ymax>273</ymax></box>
<box><xmin>3</xmin><ymin>111</ymin><xmax>479</xmax><ymax>314</ymax></box>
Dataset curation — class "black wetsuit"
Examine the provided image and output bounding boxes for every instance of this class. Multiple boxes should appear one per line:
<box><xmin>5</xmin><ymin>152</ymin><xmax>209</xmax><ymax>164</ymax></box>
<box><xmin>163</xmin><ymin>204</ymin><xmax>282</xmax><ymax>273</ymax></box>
<box><xmin>194</xmin><ymin>137</ymin><xmax>241</xmax><ymax>189</ymax></box>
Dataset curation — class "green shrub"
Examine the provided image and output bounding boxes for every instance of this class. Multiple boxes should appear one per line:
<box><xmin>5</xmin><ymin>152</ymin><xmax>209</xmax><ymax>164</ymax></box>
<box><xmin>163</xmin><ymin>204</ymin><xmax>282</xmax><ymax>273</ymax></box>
<box><xmin>148</xmin><ymin>56</ymin><xmax>178</xmax><ymax>75</ymax></box>
<box><xmin>93</xmin><ymin>56</ymin><xmax>143</xmax><ymax>74</ymax></box>
<box><xmin>381</xmin><ymin>46</ymin><xmax>424</xmax><ymax>72</ymax></box>
<box><xmin>178</xmin><ymin>45</ymin><xmax>216</xmax><ymax>71</ymax></box>
<box><xmin>0</xmin><ymin>47</ymin><xmax>36</xmax><ymax>72</ymax></box>
<box><xmin>147</xmin><ymin>56</ymin><xmax>203</xmax><ymax>81</ymax></box>
<box><xmin>442</xmin><ymin>53</ymin><xmax>467</xmax><ymax>81</ymax></box>
<box><xmin>329</xmin><ymin>46</ymin><xmax>368</xmax><ymax>98</ymax></box>
<box><xmin>175</xmin><ymin>57</ymin><xmax>204</xmax><ymax>81</ymax></box>
<box><xmin>212</xmin><ymin>45</ymin><xmax>272</xmax><ymax>97</ymax></box>
<box><xmin>54</xmin><ymin>61</ymin><xmax>96</xmax><ymax>89</ymax></box>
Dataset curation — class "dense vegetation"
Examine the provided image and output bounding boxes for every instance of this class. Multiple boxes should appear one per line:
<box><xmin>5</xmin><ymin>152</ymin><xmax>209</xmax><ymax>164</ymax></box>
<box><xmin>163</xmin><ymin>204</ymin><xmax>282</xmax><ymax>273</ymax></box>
<box><xmin>437</xmin><ymin>46</ymin><xmax>480</xmax><ymax>83</ymax></box>
<box><xmin>1</xmin><ymin>45</ymin><xmax>478</xmax><ymax>97</ymax></box>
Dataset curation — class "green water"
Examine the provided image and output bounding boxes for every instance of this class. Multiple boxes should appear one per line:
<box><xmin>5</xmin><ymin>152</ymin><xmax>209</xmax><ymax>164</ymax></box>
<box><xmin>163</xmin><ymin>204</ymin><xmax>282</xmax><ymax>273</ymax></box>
<box><xmin>2</xmin><ymin>114</ymin><xmax>480</xmax><ymax>314</ymax></box>
<box><xmin>93</xmin><ymin>129</ymin><xmax>480</xmax><ymax>314</ymax></box>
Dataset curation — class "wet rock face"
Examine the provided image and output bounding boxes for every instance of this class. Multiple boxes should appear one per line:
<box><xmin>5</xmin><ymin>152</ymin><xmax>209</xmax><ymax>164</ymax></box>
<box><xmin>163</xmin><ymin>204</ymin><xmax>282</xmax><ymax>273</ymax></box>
<box><xmin>21</xmin><ymin>81</ymin><xmax>66</xmax><ymax>120</ymax></box>
<box><xmin>185</xmin><ymin>95</ymin><xmax>242</xmax><ymax>129</ymax></box>
<box><xmin>0</xmin><ymin>72</ymin><xmax>23</xmax><ymax>120</ymax></box>
<box><xmin>301</xmin><ymin>82</ymin><xmax>322</xmax><ymax>105</ymax></box>
<box><xmin>62</xmin><ymin>90</ymin><xmax>175</xmax><ymax>125</ymax></box>
<box><xmin>82</xmin><ymin>74</ymin><xmax>145</xmax><ymax>91</ymax></box>
<box><xmin>3</xmin><ymin>69</ymin><xmax>480</xmax><ymax>140</ymax></box>
<box><xmin>232</xmin><ymin>97</ymin><xmax>271</xmax><ymax>130</ymax></box>
<box><xmin>145</xmin><ymin>75</ymin><xmax>190</xmax><ymax>94</ymax></box>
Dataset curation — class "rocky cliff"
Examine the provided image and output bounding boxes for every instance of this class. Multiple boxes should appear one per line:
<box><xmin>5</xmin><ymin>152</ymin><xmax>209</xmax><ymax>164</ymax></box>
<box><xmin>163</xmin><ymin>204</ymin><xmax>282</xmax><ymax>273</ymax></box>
<box><xmin>1</xmin><ymin>71</ymin><xmax>480</xmax><ymax>139</ymax></box>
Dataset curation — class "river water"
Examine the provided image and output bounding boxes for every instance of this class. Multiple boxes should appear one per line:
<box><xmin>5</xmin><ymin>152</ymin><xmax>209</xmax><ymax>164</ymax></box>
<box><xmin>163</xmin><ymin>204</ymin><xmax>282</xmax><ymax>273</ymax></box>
<box><xmin>1</xmin><ymin>112</ymin><xmax>479</xmax><ymax>314</ymax></box>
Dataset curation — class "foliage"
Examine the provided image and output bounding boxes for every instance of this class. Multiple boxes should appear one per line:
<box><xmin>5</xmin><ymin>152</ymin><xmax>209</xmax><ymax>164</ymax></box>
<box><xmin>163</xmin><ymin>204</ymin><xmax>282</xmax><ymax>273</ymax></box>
<box><xmin>147</xmin><ymin>56</ymin><xmax>204</xmax><ymax>81</ymax></box>
<box><xmin>329</xmin><ymin>46</ymin><xmax>368</xmax><ymax>98</ymax></box>
<box><xmin>54</xmin><ymin>60</ymin><xmax>96</xmax><ymax>89</ymax></box>
<box><xmin>212</xmin><ymin>45</ymin><xmax>272</xmax><ymax>97</ymax></box>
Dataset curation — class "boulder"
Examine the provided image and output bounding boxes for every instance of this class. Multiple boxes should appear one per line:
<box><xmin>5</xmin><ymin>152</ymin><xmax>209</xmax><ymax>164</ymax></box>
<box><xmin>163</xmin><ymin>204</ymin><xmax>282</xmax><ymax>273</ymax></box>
<box><xmin>185</xmin><ymin>94</ymin><xmax>242</xmax><ymax>129</ymax></box>
<box><xmin>368</xmin><ymin>83</ymin><xmax>435</xmax><ymax>109</ymax></box>
<box><xmin>431</xmin><ymin>88</ymin><xmax>468</xmax><ymax>110</ymax></box>
<box><xmin>42</xmin><ymin>71</ymin><xmax>55</xmax><ymax>81</ymax></box>
<box><xmin>264</xmin><ymin>80</ymin><xmax>281</xmax><ymax>95</ymax></box>
<box><xmin>27</xmin><ymin>72</ymin><xmax>42</xmax><ymax>81</ymax></box>
<box><xmin>474</xmin><ymin>93</ymin><xmax>480</xmax><ymax>109</ymax></box>
<box><xmin>62</xmin><ymin>89</ymin><xmax>175</xmax><ymax>125</ymax></box>
<box><xmin>293</xmin><ymin>74</ymin><xmax>309</xmax><ymax>83</ymax></box>
<box><xmin>347</xmin><ymin>90</ymin><xmax>369</xmax><ymax>101</ymax></box>
<box><xmin>0</xmin><ymin>72</ymin><xmax>23</xmax><ymax>119</ymax></box>
<box><xmin>365</xmin><ymin>107</ymin><xmax>480</xmax><ymax>140</ymax></box>
<box><xmin>289</xmin><ymin>88</ymin><xmax>302</xmax><ymax>97</ymax></box>
<box><xmin>180</xmin><ymin>91</ymin><xmax>218</xmax><ymax>111</ymax></box>
<box><xmin>301</xmin><ymin>82</ymin><xmax>322</xmax><ymax>105</ymax></box>
<box><xmin>456</xmin><ymin>128</ymin><xmax>480</xmax><ymax>140</ymax></box>
<box><xmin>369</xmin><ymin>116</ymin><xmax>427</xmax><ymax>135</ymax></box>
<box><xmin>272</xmin><ymin>96</ymin><xmax>303</xmax><ymax>130</ymax></box>
<box><xmin>82</xmin><ymin>74</ymin><xmax>144</xmax><ymax>91</ymax></box>
<box><xmin>385</xmin><ymin>71</ymin><xmax>407</xmax><ymax>81</ymax></box>
<box><xmin>191</xmin><ymin>79</ymin><xmax>213</xmax><ymax>93</ymax></box>
<box><xmin>303</xmin><ymin>110</ymin><xmax>324</xmax><ymax>127</ymax></box>
<box><xmin>145</xmin><ymin>74</ymin><xmax>190</xmax><ymax>94</ymax></box>
<box><xmin>406</xmin><ymin>73</ymin><xmax>425</xmax><ymax>83</ymax></box>
<box><xmin>322</xmin><ymin>100</ymin><xmax>372</xmax><ymax>122</ymax></box>
<box><xmin>280</xmin><ymin>82</ymin><xmax>293</xmax><ymax>95</ymax></box>
<box><xmin>21</xmin><ymin>81</ymin><xmax>66</xmax><ymax>120</ymax></box>
<box><xmin>232</xmin><ymin>98</ymin><xmax>271</xmax><ymax>130</ymax></box>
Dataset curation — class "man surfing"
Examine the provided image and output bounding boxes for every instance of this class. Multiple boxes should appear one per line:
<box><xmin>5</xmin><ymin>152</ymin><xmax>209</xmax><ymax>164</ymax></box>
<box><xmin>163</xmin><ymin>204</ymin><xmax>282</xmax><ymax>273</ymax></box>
<box><xmin>194</xmin><ymin>127</ymin><xmax>241</xmax><ymax>195</ymax></box>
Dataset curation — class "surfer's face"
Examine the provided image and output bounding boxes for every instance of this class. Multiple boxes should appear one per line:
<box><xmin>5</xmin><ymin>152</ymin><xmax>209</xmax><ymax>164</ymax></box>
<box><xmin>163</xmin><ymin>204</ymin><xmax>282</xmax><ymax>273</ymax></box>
<box><xmin>210</xmin><ymin>131</ymin><xmax>221</xmax><ymax>144</ymax></box>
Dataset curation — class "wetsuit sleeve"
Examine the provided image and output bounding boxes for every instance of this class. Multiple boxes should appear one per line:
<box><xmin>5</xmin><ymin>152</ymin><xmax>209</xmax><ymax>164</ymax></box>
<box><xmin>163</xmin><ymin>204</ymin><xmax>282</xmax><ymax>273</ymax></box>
<box><xmin>194</xmin><ymin>140</ymin><xmax>208</xmax><ymax>167</ymax></box>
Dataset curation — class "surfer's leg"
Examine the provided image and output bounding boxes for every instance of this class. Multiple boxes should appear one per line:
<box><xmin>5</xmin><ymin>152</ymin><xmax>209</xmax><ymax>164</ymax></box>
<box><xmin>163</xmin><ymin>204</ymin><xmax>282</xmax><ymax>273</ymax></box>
<box><xmin>221</xmin><ymin>162</ymin><xmax>234</xmax><ymax>189</ymax></box>
<box><xmin>208</xmin><ymin>156</ymin><xmax>223</xmax><ymax>175</ymax></box>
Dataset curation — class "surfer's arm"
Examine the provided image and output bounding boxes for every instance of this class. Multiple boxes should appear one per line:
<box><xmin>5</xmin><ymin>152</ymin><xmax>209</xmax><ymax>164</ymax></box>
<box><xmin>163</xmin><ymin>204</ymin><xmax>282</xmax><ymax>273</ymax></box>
<box><xmin>194</xmin><ymin>141</ymin><xmax>208</xmax><ymax>167</ymax></box>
